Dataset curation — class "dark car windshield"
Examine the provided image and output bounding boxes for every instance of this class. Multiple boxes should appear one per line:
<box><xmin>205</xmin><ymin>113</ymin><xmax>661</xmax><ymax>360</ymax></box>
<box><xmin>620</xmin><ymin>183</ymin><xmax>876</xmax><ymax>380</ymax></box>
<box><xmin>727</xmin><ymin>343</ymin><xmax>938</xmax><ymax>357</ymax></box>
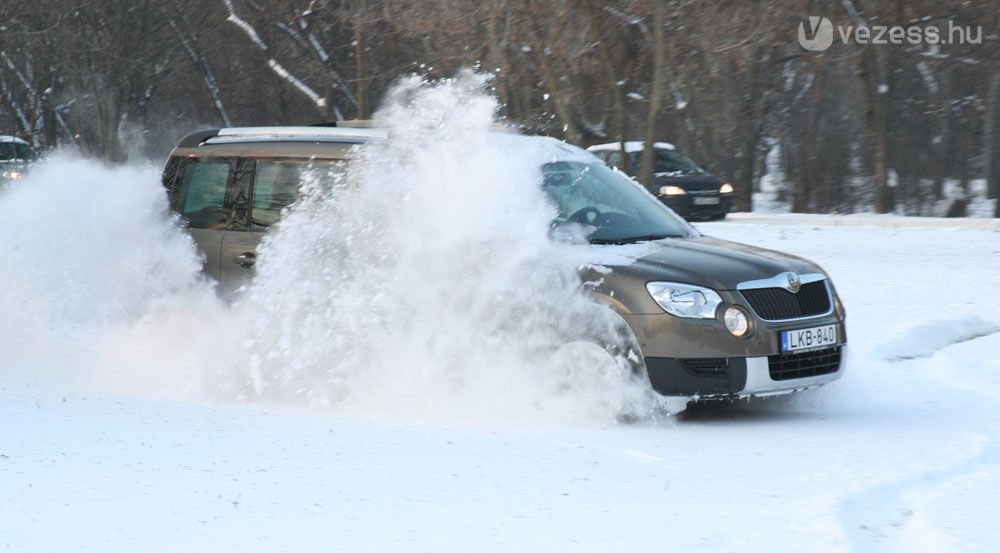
<box><xmin>627</xmin><ymin>148</ymin><xmax>703</xmax><ymax>176</ymax></box>
<box><xmin>0</xmin><ymin>141</ymin><xmax>33</xmax><ymax>161</ymax></box>
<box><xmin>542</xmin><ymin>161</ymin><xmax>695</xmax><ymax>243</ymax></box>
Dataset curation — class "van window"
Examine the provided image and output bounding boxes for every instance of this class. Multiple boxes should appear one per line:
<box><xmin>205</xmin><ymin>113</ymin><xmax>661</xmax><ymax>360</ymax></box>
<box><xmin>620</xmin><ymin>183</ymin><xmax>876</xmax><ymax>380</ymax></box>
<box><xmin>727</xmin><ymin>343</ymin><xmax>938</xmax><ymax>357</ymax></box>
<box><xmin>0</xmin><ymin>141</ymin><xmax>32</xmax><ymax>161</ymax></box>
<box><xmin>251</xmin><ymin>160</ymin><xmax>347</xmax><ymax>229</ymax></box>
<box><xmin>174</xmin><ymin>158</ymin><xmax>233</xmax><ymax>229</ymax></box>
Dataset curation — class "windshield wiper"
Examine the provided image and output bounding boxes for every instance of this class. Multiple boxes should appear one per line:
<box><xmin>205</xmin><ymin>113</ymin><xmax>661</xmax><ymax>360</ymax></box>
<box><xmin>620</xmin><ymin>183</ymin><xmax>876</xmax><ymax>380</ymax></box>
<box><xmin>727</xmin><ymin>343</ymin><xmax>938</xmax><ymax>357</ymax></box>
<box><xmin>589</xmin><ymin>234</ymin><xmax>680</xmax><ymax>245</ymax></box>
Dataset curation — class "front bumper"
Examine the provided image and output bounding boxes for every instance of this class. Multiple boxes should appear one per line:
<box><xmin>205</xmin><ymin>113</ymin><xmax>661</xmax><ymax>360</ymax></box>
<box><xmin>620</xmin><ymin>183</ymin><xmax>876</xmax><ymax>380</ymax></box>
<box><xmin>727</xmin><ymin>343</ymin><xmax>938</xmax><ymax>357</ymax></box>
<box><xmin>663</xmin><ymin>193</ymin><xmax>732</xmax><ymax>219</ymax></box>
<box><xmin>644</xmin><ymin>346</ymin><xmax>846</xmax><ymax>398</ymax></box>
<box><xmin>623</xmin><ymin>290</ymin><xmax>847</xmax><ymax>397</ymax></box>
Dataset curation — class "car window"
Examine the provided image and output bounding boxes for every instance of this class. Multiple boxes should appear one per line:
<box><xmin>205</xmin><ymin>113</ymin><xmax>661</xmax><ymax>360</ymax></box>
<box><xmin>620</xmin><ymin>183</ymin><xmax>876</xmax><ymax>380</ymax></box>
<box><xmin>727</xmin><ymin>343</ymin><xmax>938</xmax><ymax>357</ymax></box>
<box><xmin>251</xmin><ymin>160</ymin><xmax>348</xmax><ymax>229</ymax></box>
<box><xmin>606</xmin><ymin>151</ymin><xmax>624</xmax><ymax>171</ymax></box>
<box><xmin>0</xmin><ymin>141</ymin><xmax>31</xmax><ymax>161</ymax></box>
<box><xmin>542</xmin><ymin>161</ymin><xmax>693</xmax><ymax>242</ymax></box>
<box><xmin>173</xmin><ymin>158</ymin><xmax>233</xmax><ymax>230</ymax></box>
<box><xmin>627</xmin><ymin>149</ymin><xmax>704</xmax><ymax>176</ymax></box>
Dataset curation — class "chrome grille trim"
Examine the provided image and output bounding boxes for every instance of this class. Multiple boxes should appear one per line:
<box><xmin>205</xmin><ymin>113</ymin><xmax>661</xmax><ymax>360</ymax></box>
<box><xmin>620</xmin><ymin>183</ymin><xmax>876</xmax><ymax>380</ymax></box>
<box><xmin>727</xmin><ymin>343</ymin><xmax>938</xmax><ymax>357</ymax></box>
<box><xmin>737</xmin><ymin>272</ymin><xmax>826</xmax><ymax>291</ymax></box>
<box><xmin>738</xmin><ymin>279</ymin><xmax>834</xmax><ymax>322</ymax></box>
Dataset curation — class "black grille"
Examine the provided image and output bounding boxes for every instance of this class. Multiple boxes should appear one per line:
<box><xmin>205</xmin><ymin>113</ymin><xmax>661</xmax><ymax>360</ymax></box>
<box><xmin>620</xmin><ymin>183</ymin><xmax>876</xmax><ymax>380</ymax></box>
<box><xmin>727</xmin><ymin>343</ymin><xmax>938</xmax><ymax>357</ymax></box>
<box><xmin>740</xmin><ymin>281</ymin><xmax>831</xmax><ymax>320</ymax></box>
<box><xmin>768</xmin><ymin>347</ymin><xmax>841</xmax><ymax>381</ymax></box>
<box><xmin>680</xmin><ymin>358</ymin><xmax>730</xmax><ymax>375</ymax></box>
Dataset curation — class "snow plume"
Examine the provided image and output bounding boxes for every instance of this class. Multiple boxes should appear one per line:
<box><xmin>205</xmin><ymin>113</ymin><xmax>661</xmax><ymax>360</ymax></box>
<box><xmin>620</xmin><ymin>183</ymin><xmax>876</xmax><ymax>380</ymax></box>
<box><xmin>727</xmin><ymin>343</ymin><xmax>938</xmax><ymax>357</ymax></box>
<box><xmin>0</xmin><ymin>75</ymin><xmax>665</xmax><ymax>427</ymax></box>
<box><xmin>221</xmin><ymin>72</ymin><xmax>662</xmax><ymax>425</ymax></box>
<box><xmin>0</xmin><ymin>155</ymin><xmax>217</xmax><ymax>386</ymax></box>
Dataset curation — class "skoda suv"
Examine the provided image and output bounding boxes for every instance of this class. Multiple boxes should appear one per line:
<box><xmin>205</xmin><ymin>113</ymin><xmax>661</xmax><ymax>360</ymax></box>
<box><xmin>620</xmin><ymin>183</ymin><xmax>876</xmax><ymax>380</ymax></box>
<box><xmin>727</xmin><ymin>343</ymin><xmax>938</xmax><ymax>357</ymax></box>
<box><xmin>162</xmin><ymin>126</ymin><xmax>846</xmax><ymax>400</ymax></box>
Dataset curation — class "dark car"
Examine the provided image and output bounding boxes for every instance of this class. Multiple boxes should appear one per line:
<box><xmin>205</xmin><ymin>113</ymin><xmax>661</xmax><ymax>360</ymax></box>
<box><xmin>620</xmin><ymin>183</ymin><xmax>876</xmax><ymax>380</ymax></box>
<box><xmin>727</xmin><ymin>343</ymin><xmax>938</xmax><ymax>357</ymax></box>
<box><xmin>0</xmin><ymin>135</ymin><xmax>35</xmax><ymax>185</ymax></box>
<box><xmin>163</xmin><ymin>126</ymin><xmax>846</xmax><ymax>402</ymax></box>
<box><xmin>588</xmin><ymin>141</ymin><xmax>732</xmax><ymax>220</ymax></box>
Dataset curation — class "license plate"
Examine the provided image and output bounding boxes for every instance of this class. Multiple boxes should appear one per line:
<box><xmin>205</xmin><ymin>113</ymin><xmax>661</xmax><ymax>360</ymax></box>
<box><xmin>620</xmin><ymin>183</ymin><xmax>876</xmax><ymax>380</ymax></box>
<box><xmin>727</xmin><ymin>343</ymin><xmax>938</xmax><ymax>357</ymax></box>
<box><xmin>781</xmin><ymin>324</ymin><xmax>838</xmax><ymax>353</ymax></box>
<box><xmin>693</xmin><ymin>196</ymin><xmax>720</xmax><ymax>205</ymax></box>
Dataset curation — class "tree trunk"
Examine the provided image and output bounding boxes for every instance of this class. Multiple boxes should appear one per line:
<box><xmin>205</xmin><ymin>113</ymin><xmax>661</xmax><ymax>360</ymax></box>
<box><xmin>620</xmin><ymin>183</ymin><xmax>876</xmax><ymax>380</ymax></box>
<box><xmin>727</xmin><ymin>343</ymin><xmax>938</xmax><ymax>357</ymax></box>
<box><xmin>931</xmin><ymin>66</ymin><xmax>951</xmax><ymax>200</ymax></box>
<box><xmin>859</xmin><ymin>46</ymin><xmax>891</xmax><ymax>214</ymax></box>
<box><xmin>586</xmin><ymin>0</ymin><xmax>630</xmax><ymax>172</ymax></box>
<box><xmin>638</xmin><ymin>1</ymin><xmax>665</xmax><ymax>189</ymax></box>
<box><xmin>532</xmin><ymin>42</ymin><xmax>579</xmax><ymax>144</ymax></box>
<box><xmin>734</xmin><ymin>49</ymin><xmax>766</xmax><ymax>213</ymax></box>
<box><xmin>354</xmin><ymin>24</ymin><xmax>367</xmax><ymax>119</ymax></box>
<box><xmin>983</xmin><ymin>70</ymin><xmax>999</xmax><ymax>209</ymax></box>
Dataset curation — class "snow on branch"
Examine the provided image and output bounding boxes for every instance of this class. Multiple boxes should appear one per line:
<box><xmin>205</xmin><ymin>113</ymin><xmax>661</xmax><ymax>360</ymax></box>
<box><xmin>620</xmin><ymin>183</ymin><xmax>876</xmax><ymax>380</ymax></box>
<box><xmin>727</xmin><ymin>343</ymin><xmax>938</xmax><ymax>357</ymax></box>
<box><xmin>222</xmin><ymin>0</ymin><xmax>327</xmax><ymax>110</ymax></box>
<box><xmin>602</xmin><ymin>6</ymin><xmax>651</xmax><ymax>38</ymax></box>
<box><xmin>273</xmin><ymin>19</ymin><xmax>357</xmax><ymax>110</ymax></box>
<box><xmin>267</xmin><ymin>59</ymin><xmax>327</xmax><ymax>108</ymax></box>
<box><xmin>168</xmin><ymin>16</ymin><xmax>232</xmax><ymax>126</ymax></box>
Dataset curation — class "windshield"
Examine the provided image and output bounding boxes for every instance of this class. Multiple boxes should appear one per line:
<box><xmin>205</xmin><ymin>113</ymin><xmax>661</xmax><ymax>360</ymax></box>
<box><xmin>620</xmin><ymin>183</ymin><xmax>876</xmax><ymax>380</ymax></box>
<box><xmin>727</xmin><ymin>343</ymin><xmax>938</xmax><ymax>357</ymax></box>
<box><xmin>627</xmin><ymin>148</ymin><xmax>703</xmax><ymax>176</ymax></box>
<box><xmin>0</xmin><ymin>142</ymin><xmax>32</xmax><ymax>161</ymax></box>
<box><xmin>542</xmin><ymin>161</ymin><xmax>695</xmax><ymax>243</ymax></box>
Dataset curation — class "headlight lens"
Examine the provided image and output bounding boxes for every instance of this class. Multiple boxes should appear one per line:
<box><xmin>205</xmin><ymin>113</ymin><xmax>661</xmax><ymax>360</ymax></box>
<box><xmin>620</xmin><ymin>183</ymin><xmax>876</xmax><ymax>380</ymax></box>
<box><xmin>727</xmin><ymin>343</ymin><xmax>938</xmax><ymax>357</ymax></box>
<box><xmin>646</xmin><ymin>282</ymin><xmax>722</xmax><ymax>319</ymax></box>
<box><xmin>2</xmin><ymin>170</ymin><xmax>22</xmax><ymax>180</ymax></box>
<box><xmin>724</xmin><ymin>306</ymin><xmax>750</xmax><ymax>337</ymax></box>
<box><xmin>719</xmin><ymin>183</ymin><xmax>734</xmax><ymax>194</ymax></box>
<box><xmin>659</xmin><ymin>185</ymin><xmax>686</xmax><ymax>196</ymax></box>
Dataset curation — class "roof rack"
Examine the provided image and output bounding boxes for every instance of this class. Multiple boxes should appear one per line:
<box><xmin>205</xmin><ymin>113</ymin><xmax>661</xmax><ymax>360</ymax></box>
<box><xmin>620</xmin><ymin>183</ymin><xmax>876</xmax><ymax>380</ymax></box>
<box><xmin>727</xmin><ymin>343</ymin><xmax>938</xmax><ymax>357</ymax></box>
<box><xmin>200</xmin><ymin>126</ymin><xmax>387</xmax><ymax>145</ymax></box>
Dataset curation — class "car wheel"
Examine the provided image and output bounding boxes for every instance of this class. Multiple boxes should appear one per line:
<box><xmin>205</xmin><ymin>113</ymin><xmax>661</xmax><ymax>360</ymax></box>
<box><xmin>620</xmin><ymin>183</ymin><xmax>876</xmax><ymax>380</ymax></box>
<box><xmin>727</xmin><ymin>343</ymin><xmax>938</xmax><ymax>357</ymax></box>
<box><xmin>545</xmin><ymin>315</ymin><xmax>684</xmax><ymax>420</ymax></box>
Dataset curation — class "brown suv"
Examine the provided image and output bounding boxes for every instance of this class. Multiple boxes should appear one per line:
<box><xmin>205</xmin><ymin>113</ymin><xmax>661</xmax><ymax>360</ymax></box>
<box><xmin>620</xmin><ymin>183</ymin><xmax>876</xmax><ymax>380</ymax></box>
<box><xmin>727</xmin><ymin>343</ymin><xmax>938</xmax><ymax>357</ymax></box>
<box><xmin>162</xmin><ymin>126</ymin><xmax>847</xmax><ymax>399</ymax></box>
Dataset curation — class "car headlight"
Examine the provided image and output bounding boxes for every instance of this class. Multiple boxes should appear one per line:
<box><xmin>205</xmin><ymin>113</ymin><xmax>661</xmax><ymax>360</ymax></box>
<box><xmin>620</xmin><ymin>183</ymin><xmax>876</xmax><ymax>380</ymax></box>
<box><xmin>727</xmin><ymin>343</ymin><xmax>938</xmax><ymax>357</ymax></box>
<box><xmin>719</xmin><ymin>183</ymin><xmax>733</xmax><ymax>194</ymax></box>
<box><xmin>646</xmin><ymin>282</ymin><xmax>722</xmax><ymax>319</ymax></box>
<box><xmin>2</xmin><ymin>170</ymin><xmax>22</xmax><ymax>180</ymax></box>
<box><xmin>723</xmin><ymin>306</ymin><xmax>750</xmax><ymax>337</ymax></box>
<box><xmin>659</xmin><ymin>185</ymin><xmax>686</xmax><ymax>196</ymax></box>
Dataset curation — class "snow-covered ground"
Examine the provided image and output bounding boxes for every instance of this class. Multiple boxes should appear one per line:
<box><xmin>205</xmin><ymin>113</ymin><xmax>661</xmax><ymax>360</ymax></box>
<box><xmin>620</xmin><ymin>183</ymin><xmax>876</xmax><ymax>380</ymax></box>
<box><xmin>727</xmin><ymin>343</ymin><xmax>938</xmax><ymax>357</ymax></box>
<box><xmin>3</xmin><ymin>211</ymin><xmax>998</xmax><ymax>552</ymax></box>
<box><xmin>3</xmin><ymin>76</ymin><xmax>999</xmax><ymax>550</ymax></box>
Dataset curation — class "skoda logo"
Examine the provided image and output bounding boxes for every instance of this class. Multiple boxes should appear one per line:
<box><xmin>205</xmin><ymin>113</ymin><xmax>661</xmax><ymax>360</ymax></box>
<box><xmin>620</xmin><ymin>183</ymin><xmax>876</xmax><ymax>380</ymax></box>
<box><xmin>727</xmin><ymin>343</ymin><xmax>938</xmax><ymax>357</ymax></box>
<box><xmin>785</xmin><ymin>272</ymin><xmax>801</xmax><ymax>293</ymax></box>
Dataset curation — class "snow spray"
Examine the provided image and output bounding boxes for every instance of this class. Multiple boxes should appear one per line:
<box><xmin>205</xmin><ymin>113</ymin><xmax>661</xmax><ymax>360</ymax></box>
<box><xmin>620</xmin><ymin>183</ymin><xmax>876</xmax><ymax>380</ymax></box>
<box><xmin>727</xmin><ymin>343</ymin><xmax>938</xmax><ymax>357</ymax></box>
<box><xmin>0</xmin><ymin>73</ymin><xmax>666</xmax><ymax>426</ymax></box>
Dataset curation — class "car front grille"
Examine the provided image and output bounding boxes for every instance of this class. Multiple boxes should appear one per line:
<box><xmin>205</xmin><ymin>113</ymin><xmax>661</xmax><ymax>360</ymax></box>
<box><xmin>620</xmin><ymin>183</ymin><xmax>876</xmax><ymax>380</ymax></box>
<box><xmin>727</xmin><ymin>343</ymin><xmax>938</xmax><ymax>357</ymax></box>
<box><xmin>768</xmin><ymin>347</ymin><xmax>841</xmax><ymax>381</ymax></box>
<box><xmin>739</xmin><ymin>280</ymin><xmax>831</xmax><ymax>320</ymax></box>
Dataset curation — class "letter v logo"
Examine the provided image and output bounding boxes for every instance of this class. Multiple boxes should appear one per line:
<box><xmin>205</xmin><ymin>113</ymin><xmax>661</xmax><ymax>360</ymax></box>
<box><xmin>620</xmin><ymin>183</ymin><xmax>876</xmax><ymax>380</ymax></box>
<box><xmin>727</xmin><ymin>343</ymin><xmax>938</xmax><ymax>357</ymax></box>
<box><xmin>798</xmin><ymin>16</ymin><xmax>834</xmax><ymax>51</ymax></box>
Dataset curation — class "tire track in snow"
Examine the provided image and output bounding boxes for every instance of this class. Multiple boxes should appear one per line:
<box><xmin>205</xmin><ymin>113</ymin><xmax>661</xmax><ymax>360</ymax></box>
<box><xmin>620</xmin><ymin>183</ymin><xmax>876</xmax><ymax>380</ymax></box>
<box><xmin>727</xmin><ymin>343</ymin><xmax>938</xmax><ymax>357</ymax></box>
<box><xmin>835</xmin><ymin>433</ymin><xmax>998</xmax><ymax>553</ymax></box>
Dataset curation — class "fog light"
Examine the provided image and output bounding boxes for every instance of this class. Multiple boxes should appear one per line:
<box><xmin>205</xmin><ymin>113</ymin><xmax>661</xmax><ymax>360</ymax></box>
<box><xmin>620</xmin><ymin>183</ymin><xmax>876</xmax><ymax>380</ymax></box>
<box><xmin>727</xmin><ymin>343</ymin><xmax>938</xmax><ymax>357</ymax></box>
<box><xmin>724</xmin><ymin>306</ymin><xmax>750</xmax><ymax>337</ymax></box>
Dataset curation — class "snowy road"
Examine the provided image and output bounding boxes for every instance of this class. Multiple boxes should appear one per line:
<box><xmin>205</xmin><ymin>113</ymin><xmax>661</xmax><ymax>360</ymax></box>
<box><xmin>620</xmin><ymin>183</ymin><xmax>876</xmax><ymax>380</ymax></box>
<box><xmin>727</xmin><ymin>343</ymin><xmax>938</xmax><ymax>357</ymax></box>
<box><xmin>3</xmin><ymin>213</ymin><xmax>999</xmax><ymax>552</ymax></box>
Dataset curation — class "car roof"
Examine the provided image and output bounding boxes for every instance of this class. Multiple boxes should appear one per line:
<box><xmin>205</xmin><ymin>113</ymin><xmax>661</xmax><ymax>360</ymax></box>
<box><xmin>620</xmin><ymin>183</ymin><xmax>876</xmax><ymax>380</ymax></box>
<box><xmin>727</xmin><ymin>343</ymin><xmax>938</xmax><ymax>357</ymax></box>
<box><xmin>500</xmin><ymin>134</ymin><xmax>602</xmax><ymax>165</ymax></box>
<box><xmin>169</xmin><ymin>126</ymin><xmax>387</xmax><ymax>159</ymax></box>
<box><xmin>587</xmin><ymin>141</ymin><xmax>676</xmax><ymax>153</ymax></box>
<box><xmin>169</xmin><ymin>126</ymin><xmax>603</xmax><ymax>165</ymax></box>
<box><xmin>0</xmin><ymin>135</ymin><xmax>29</xmax><ymax>145</ymax></box>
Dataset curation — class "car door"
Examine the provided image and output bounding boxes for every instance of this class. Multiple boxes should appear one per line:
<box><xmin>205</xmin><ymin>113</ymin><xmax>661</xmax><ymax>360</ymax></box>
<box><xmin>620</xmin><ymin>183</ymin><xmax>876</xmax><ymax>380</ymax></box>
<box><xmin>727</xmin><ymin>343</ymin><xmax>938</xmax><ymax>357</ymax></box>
<box><xmin>219</xmin><ymin>158</ymin><xmax>350</xmax><ymax>297</ymax></box>
<box><xmin>167</xmin><ymin>156</ymin><xmax>240</xmax><ymax>282</ymax></box>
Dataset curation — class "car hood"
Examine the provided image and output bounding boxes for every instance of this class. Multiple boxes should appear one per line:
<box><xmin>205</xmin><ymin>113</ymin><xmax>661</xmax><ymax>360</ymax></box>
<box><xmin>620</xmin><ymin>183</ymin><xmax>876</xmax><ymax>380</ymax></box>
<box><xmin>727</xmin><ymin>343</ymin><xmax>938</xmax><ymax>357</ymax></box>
<box><xmin>590</xmin><ymin>236</ymin><xmax>824</xmax><ymax>291</ymax></box>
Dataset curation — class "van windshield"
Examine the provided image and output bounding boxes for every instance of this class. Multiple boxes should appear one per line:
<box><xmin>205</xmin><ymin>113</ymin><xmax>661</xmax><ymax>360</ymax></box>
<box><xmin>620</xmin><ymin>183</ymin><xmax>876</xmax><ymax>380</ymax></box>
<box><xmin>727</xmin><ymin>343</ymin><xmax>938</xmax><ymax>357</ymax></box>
<box><xmin>627</xmin><ymin>149</ymin><xmax>703</xmax><ymax>176</ymax></box>
<box><xmin>542</xmin><ymin>161</ymin><xmax>694</xmax><ymax>243</ymax></box>
<box><xmin>0</xmin><ymin>141</ymin><xmax>32</xmax><ymax>161</ymax></box>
